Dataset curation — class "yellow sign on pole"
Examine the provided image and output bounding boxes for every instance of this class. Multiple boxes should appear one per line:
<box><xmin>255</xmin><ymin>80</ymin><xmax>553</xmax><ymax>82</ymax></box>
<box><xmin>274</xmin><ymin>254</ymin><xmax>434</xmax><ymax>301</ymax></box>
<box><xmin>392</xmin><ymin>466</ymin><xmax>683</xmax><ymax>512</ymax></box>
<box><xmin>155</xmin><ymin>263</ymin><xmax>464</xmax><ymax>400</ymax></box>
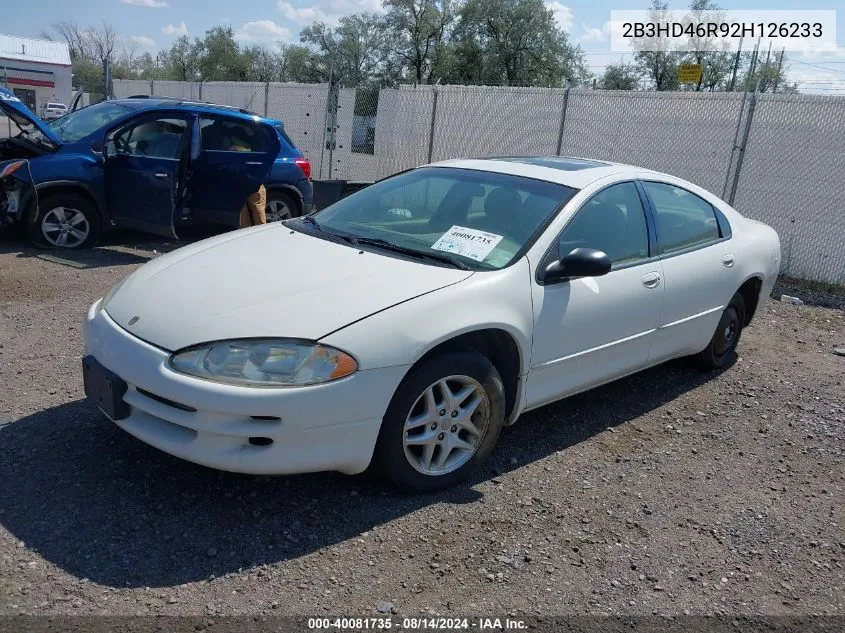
<box><xmin>678</xmin><ymin>63</ymin><xmax>702</xmax><ymax>83</ymax></box>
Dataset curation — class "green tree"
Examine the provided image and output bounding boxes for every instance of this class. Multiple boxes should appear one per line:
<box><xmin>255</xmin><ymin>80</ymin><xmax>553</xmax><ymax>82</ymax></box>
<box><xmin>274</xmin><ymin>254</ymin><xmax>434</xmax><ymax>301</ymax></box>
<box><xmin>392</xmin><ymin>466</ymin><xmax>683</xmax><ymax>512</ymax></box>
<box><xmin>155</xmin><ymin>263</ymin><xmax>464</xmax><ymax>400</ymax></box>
<box><xmin>739</xmin><ymin>50</ymin><xmax>797</xmax><ymax>93</ymax></box>
<box><xmin>385</xmin><ymin>0</ymin><xmax>454</xmax><ymax>84</ymax></box>
<box><xmin>277</xmin><ymin>44</ymin><xmax>324</xmax><ymax>83</ymax></box>
<box><xmin>633</xmin><ymin>0</ymin><xmax>681</xmax><ymax>90</ymax></box>
<box><xmin>196</xmin><ymin>26</ymin><xmax>247</xmax><ymax>80</ymax></box>
<box><xmin>300</xmin><ymin>13</ymin><xmax>396</xmax><ymax>87</ymax></box>
<box><xmin>242</xmin><ymin>45</ymin><xmax>279</xmax><ymax>82</ymax></box>
<box><xmin>599</xmin><ymin>61</ymin><xmax>640</xmax><ymax>90</ymax></box>
<box><xmin>161</xmin><ymin>35</ymin><xmax>200</xmax><ymax>81</ymax></box>
<box><xmin>451</xmin><ymin>0</ymin><xmax>588</xmax><ymax>86</ymax></box>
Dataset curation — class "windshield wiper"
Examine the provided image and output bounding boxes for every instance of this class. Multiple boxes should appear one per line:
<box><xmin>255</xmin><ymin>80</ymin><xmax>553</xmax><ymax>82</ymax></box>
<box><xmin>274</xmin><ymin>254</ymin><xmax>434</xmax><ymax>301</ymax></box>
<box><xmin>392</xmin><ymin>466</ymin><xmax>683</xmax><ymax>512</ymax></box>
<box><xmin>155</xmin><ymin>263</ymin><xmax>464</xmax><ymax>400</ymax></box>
<box><xmin>351</xmin><ymin>237</ymin><xmax>473</xmax><ymax>270</ymax></box>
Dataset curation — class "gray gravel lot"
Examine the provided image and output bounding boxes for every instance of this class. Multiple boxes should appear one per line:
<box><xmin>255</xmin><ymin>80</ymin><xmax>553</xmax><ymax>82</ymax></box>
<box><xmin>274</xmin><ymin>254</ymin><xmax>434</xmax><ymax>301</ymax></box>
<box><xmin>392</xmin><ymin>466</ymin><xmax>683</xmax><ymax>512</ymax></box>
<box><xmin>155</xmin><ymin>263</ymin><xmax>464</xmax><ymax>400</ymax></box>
<box><xmin>0</xmin><ymin>228</ymin><xmax>843</xmax><ymax>619</ymax></box>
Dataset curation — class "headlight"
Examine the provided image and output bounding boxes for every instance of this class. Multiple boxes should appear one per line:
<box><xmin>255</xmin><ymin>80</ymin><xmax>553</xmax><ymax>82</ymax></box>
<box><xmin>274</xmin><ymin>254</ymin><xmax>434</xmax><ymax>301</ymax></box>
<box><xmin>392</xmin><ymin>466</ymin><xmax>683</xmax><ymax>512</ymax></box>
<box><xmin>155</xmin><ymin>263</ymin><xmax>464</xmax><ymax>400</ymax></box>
<box><xmin>169</xmin><ymin>339</ymin><xmax>358</xmax><ymax>387</ymax></box>
<box><xmin>96</xmin><ymin>274</ymin><xmax>130</xmax><ymax>315</ymax></box>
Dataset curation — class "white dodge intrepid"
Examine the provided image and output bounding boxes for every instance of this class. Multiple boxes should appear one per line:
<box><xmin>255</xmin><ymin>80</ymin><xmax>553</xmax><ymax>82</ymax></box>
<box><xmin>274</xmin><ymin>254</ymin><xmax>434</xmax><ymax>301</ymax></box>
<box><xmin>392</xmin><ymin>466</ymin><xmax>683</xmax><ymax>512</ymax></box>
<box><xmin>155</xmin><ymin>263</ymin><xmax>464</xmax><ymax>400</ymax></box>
<box><xmin>83</xmin><ymin>157</ymin><xmax>781</xmax><ymax>491</ymax></box>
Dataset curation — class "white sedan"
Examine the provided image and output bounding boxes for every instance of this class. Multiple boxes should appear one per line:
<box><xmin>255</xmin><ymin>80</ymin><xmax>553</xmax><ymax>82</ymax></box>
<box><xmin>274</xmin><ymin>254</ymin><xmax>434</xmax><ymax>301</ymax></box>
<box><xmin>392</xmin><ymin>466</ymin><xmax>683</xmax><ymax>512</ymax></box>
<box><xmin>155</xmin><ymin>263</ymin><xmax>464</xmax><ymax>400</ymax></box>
<box><xmin>83</xmin><ymin>157</ymin><xmax>781</xmax><ymax>492</ymax></box>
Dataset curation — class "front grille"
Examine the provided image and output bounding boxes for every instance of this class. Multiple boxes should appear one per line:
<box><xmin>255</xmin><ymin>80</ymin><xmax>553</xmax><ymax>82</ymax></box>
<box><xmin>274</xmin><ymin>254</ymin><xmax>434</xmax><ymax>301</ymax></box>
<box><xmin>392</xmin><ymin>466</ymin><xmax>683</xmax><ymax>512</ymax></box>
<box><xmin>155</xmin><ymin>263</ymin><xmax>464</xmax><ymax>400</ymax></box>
<box><xmin>136</xmin><ymin>387</ymin><xmax>197</xmax><ymax>412</ymax></box>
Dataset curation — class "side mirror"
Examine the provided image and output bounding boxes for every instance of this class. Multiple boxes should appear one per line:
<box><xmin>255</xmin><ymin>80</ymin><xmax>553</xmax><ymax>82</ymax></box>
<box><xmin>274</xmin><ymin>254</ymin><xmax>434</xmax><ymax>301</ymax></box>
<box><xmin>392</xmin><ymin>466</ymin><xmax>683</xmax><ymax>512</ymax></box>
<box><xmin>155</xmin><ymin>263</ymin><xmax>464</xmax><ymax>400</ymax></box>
<box><xmin>103</xmin><ymin>140</ymin><xmax>117</xmax><ymax>159</ymax></box>
<box><xmin>541</xmin><ymin>247</ymin><xmax>612</xmax><ymax>283</ymax></box>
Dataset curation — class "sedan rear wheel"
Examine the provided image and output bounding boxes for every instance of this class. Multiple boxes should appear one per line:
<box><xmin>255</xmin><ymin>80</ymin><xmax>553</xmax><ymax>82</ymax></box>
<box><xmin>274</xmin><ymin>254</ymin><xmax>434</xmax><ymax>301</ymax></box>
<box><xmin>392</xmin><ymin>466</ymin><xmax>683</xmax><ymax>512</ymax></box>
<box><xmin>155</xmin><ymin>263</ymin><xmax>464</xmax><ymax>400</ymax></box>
<box><xmin>695</xmin><ymin>291</ymin><xmax>746</xmax><ymax>369</ymax></box>
<box><xmin>375</xmin><ymin>351</ymin><xmax>506</xmax><ymax>492</ymax></box>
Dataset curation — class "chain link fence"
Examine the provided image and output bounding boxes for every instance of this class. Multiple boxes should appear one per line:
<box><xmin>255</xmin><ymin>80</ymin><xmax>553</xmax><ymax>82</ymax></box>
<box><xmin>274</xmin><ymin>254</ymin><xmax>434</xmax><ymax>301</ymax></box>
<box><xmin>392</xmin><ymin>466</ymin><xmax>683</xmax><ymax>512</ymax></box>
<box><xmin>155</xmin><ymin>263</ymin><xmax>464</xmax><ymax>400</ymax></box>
<box><xmin>112</xmin><ymin>78</ymin><xmax>845</xmax><ymax>283</ymax></box>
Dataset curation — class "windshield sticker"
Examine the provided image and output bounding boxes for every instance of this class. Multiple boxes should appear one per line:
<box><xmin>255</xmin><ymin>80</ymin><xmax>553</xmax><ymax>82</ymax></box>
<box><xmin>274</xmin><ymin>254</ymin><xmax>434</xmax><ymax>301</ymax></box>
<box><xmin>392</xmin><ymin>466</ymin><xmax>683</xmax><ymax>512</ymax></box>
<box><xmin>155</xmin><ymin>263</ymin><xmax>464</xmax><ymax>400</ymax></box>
<box><xmin>431</xmin><ymin>225</ymin><xmax>504</xmax><ymax>262</ymax></box>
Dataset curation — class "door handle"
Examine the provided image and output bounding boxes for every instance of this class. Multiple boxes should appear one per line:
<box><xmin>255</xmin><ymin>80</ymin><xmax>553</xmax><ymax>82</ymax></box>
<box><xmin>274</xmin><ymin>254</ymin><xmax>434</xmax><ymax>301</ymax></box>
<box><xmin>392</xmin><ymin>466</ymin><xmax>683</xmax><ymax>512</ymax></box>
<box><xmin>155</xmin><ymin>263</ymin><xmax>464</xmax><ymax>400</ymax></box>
<box><xmin>641</xmin><ymin>272</ymin><xmax>661</xmax><ymax>289</ymax></box>
<box><xmin>245</xmin><ymin>161</ymin><xmax>263</xmax><ymax>166</ymax></box>
<box><xmin>153</xmin><ymin>172</ymin><xmax>168</xmax><ymax>179</ymax></box>
<box><xmin>722</xmin><ymin>254</ymin><xmax>735</xmax><ymax>267</ymax></box>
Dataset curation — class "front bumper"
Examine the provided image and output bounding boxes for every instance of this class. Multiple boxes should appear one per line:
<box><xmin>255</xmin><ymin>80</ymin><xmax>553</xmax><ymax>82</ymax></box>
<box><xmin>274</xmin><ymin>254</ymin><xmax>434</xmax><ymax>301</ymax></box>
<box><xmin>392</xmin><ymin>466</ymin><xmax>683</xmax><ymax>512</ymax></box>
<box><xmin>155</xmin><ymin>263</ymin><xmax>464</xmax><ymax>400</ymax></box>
<box><xmin>84</xmin><ymin>301</ymin><xmax>409</xmax><ymax>475</ymax></box>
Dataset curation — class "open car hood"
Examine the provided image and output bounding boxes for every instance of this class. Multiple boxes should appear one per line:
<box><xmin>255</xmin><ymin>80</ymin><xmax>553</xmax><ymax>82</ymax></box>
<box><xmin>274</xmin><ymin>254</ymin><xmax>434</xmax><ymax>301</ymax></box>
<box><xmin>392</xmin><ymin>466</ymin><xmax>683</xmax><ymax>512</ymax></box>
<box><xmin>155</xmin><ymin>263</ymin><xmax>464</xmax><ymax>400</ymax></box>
<box><xmin>0</xmin><ymin>87</ymin><xmax>61</xmax><ymax>150</ymax></box>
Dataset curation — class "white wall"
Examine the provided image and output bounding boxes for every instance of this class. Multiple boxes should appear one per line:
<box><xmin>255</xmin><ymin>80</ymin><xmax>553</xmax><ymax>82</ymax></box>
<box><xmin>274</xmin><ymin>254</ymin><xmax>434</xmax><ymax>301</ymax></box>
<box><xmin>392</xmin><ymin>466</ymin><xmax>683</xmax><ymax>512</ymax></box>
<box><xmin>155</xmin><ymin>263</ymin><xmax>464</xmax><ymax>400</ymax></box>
<box><xmin>0</xmin><ymin>58</ymin><xmax>72</xmax><ymax>114</ymax></box>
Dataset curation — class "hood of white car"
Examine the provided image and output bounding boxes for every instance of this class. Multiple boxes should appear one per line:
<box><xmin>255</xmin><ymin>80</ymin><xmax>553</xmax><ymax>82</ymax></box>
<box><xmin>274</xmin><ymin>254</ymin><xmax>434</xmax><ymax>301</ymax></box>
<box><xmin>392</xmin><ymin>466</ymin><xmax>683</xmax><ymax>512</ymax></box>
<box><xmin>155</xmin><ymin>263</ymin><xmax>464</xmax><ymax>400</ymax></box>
<box><xmin>105</xmin><ymin>224</ymin><xmax>473</xmax><ymax>351</ymax></box>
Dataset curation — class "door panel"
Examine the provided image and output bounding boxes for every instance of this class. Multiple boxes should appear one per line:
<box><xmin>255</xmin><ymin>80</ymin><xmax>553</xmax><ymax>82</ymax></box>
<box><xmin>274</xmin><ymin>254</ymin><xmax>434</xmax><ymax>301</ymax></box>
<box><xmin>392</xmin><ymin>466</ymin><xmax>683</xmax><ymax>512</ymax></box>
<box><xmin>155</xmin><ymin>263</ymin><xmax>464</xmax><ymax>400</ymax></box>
<box><xmin>651</xmin><ymin>244</ymin><xmax>737</xmax><ymax>361</ymax></box>
<box><xmin>190</xmin><ymin>117</ymin><xmax>278</xmax><ymax>226</ymax></box>
<box><xmin>526</xmin><ymin>264</ymin><xmax>665</xmax><ymax>407</ymax></box>
<box><xmin>104</xmin><ymin>115</ymin><xmax>190</xmax><ymax>238</ymax></box>
<box><xmin>640</xmin><ymin>180</ymin><xmax>738</xmax><ymax>361</ymax></box>
<box><xmin>525</xmin><ymin>181</ymin><xmax>664</xmax><ymax>408</ymax></box>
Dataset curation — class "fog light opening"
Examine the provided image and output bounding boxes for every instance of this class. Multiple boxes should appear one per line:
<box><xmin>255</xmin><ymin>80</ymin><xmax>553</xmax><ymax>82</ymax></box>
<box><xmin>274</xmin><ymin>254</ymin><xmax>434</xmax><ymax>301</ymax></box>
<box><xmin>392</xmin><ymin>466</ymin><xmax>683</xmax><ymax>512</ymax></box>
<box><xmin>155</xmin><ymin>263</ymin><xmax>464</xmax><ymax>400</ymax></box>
<box><xmin>248</xmin><ymin>436</ymin><xmax>273</xmax><ymax>447</ymax></box>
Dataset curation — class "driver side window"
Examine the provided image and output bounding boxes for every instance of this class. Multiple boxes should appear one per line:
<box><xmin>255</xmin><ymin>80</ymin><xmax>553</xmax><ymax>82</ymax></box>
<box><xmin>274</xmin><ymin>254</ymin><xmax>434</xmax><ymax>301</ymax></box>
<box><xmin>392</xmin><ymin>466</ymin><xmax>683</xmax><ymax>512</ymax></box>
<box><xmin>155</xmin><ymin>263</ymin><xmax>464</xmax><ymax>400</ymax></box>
<box><xmin>112</xmin><ymin>117</ymin><xmax>188</xmax><ymax>160</ymax></box>
<box><xmin>558</xmin><ymin>182</ymin><xmax>649</xmax><ymax>268</ymax></box>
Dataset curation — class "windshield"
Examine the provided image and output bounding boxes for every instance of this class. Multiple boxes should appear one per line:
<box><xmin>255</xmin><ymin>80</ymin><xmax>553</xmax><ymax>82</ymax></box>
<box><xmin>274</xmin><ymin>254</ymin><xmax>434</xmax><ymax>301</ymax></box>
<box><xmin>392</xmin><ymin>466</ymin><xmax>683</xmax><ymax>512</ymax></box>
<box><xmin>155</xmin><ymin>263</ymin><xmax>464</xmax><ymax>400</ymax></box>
<box><xmin>46</xmin><ymin>102</ymin><xmax>130</xmax><ymax>142</ymax></box>
<box><xmin>307</xmin><ymin>167</ymin><xmax>577</xmax><ymax>270</ymax></box>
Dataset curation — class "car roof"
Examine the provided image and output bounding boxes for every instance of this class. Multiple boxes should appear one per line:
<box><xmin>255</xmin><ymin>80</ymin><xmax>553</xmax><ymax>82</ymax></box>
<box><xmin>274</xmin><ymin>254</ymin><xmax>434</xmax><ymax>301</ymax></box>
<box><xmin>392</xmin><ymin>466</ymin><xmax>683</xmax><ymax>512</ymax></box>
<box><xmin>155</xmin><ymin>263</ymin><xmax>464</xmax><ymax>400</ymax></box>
<box><xmin>111</xmin><ymin>96</ymin><xmax>278</xmax><ymax>125</ymax></box>
<box><xmin>429</xmin><ymin>156</ymin><xmax>659</xmax><ymax>189</ymax></box>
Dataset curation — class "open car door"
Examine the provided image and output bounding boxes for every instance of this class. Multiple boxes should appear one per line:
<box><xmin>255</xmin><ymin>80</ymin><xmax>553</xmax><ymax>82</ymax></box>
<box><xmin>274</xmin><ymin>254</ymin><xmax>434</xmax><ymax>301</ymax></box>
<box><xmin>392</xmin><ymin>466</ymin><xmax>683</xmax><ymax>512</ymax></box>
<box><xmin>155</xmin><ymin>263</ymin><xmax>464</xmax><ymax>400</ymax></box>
<box><xmin>103</xmin><ymin>113</ymin><xmax>193</xmax><ymax>239</ymax></box>
<box><xmin>189</xmin><ymin>115</ymin><xmax>278</xmax><ymax>226</ymax></box>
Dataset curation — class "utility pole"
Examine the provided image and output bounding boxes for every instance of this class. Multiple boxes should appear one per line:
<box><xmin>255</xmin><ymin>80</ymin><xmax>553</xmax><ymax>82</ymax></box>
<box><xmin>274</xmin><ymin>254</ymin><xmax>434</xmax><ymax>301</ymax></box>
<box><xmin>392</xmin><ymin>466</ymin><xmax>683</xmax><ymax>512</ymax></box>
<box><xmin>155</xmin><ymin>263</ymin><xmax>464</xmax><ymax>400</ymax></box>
<box><xmin>772</xmin><ymin>48</ymin><xmax>786</xmax><ymax>93</ymax></box>
<box><xmin>728</xmin><ymin>35</ymin><xmax>743</xmax><ymax>92</ymax></box>
<box><xmin>103</xmin><ymin>58</ymin><xmax>111</xmax><ymax>101</ymax></box>
<box><xmin>759</xmin><ymin>40</ymin><xmax>773</xmax><ymax>92</ymax></box>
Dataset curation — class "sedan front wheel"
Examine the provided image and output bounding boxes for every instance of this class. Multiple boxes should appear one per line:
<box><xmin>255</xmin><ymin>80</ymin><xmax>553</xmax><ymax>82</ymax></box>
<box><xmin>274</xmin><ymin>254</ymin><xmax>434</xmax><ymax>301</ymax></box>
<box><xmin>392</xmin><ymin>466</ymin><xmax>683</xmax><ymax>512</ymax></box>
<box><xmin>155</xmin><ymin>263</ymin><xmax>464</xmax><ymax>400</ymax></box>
<box><xmin>374</xmin><ymin>351</ymin><xmax>506</xmax><ymax>492</ymax></box>
<box><xmin>28</xmin><ymin>192</ymin><xmax>100</xmax><ymax>249</ymax></box>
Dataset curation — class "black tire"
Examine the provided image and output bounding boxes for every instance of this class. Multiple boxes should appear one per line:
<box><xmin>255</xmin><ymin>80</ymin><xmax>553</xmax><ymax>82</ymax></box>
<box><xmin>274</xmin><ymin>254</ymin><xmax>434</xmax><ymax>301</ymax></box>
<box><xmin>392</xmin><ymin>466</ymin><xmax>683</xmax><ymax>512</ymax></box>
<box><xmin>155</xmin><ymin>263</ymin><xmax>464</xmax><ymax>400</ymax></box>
<box><xmin>265</xmin><ymin>190</ymin><xmax>300</xmax><ymax>223</ymax></box>
<box><xmin>695</xmin><ymin>292</ymin><xmax>746</xmax><ymax>370</ymax></box>
<box><xmin>373</xmin><ymin>351</ymin><xmax>506</xmax><ymax>493</ymax></box>
<box><xmin>27</xmin><ymin>191</ymin><xmax>101</xmax><ymax>249</ymax></box>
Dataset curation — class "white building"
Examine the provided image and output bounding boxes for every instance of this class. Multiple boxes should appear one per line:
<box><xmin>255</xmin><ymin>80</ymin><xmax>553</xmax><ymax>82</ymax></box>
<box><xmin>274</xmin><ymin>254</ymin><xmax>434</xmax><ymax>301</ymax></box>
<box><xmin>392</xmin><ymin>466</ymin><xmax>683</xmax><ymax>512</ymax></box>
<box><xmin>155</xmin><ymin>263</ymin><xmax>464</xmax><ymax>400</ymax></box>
<box><xmin>0</xmin><ymin>34</ymin><xmax>72</xmax><ymax>116</ymax></box>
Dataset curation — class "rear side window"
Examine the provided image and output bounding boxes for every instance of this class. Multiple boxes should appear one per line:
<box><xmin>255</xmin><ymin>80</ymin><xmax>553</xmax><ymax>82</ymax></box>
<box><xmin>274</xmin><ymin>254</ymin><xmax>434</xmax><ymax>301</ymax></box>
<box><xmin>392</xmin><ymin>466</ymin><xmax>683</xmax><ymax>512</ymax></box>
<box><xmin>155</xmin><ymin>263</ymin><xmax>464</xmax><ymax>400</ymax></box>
<box><xmin>275</xmin><ymin>124</ymin><xmax>296</xmax><ymax>148</ymax></box>
<box><xmin>200</xmin><ymin>117</ymin><xmax>269</xmax><ymax>152</ymax></box>
<box><xmin>643</xmin><ymin>182</ymin><xmax>720</xmax><ymax>255</ymax></box>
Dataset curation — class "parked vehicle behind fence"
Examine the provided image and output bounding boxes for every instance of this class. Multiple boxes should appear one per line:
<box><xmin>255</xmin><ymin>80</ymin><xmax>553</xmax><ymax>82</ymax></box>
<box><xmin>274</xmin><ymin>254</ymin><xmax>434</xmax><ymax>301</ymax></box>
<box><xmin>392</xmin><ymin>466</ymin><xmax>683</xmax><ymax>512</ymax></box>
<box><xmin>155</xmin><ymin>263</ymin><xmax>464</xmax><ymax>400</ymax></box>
<box><xmin>0</xmin><ymin>87</ymin><xmax>312</xmax><ymax>248</ymax></box>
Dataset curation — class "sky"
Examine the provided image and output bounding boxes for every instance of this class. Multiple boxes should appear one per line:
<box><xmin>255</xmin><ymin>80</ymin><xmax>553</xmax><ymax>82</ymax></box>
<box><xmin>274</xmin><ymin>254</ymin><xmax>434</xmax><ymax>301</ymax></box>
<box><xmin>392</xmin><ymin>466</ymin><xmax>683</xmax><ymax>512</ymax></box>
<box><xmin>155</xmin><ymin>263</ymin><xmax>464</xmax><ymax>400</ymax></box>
<box><xmin>2</xmin><ymin>0</ymin><xmax>844</xmax><ymax>93</ymax></box>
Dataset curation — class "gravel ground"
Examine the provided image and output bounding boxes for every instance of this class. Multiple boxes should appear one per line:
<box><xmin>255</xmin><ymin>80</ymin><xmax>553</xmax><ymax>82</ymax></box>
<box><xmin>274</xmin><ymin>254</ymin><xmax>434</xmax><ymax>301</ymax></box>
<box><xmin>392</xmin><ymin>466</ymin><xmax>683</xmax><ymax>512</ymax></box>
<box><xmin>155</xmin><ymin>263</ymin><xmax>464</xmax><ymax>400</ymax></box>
<box><xmin>0</xmin><ymin>228</ymin><xmax>843</xmax><ymax>620</ymax></box>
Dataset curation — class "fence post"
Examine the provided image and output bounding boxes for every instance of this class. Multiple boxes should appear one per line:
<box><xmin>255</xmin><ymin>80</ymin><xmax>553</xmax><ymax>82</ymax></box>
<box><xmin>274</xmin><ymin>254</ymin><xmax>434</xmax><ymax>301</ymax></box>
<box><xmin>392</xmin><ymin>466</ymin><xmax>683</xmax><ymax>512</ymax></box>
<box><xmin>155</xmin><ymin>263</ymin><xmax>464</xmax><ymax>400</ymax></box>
<box><xmin>150</xmin><ymin>79</ymin><xmax>154</xmax><ymax>95</ymax></box>
<box><xmin>427</xmin><ymin>87</ymin><xmax>439</xmax><ymax>164</ymax></box>
<box><xmin>555</xmin><ymin>87</ymin><xmax>571</xmax><ymax>156</ymax></box>
<box><xmin>264</xmin><ymin>82</ymin><xmax>270</xmax><ymax>117</ymax></box>
<box><xmin>728</xmin><ymin>92</ymin><xmax>757</xmax><ymax>206</ymax></box>
<box><xmin>198</xmin><ymin>81</ymin><xmax>203</xmax><ymax>101</ymax></box>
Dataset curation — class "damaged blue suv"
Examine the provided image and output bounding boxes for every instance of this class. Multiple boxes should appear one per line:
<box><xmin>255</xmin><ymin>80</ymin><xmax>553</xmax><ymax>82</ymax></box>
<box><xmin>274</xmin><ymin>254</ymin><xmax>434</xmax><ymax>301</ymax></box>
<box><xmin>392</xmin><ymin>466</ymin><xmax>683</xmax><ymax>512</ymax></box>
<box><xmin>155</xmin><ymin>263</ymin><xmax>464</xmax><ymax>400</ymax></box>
<box><xmin>0</xmin><ymin>87</ymin><xmax>312</xmax><ymax>249</ymax></box>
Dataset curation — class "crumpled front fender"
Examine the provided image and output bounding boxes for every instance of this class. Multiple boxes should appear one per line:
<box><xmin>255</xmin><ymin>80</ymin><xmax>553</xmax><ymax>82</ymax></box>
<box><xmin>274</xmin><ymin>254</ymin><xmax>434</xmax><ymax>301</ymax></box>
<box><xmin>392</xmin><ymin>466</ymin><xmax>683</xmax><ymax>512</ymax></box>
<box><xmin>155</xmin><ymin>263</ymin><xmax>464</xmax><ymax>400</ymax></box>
<box><xmin>0</xmin><ymin>159</ymin><xmax>38</xmax><ymax>225</ymax></box>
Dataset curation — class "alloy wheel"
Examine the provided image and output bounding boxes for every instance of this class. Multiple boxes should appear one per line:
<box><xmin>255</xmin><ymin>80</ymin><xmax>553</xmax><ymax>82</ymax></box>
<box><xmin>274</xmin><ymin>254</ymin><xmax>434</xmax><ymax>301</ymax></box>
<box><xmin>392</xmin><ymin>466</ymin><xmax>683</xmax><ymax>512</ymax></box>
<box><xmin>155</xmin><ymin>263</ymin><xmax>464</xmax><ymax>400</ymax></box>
<box><xmin>402</xmin><ymin>375</ymin><xmax>490</xmax><ymax>476</ymax></box>
<box><xmin>41</xmin><ymin>206</ymin><xmax>90</xmax><ymax>248</ymax></box>
<box><xmin>266</xmin><ymin>199</ymin><xmax>291</xmax><ymax>222</ymax></box>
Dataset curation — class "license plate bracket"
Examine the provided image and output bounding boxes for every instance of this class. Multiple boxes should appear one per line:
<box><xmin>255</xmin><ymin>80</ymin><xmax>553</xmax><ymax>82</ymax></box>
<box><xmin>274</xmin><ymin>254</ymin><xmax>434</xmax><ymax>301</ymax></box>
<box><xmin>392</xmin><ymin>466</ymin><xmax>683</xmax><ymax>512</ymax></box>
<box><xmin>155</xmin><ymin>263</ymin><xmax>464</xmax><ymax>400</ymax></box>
<box><xmin>82</xmin><ymin>355</ymin><xmax>129</xmax><ymax>421</ymax></box>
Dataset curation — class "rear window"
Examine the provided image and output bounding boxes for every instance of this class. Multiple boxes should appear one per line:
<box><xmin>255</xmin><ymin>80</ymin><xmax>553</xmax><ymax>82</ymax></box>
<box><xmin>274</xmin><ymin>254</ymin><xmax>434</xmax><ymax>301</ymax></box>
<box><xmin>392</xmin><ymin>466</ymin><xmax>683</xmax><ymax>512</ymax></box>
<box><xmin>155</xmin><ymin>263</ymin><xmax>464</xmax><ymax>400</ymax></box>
<box><xmin>200</xmin><ymin>117</ymin><xmax>270</xmax><ymax>152</ymax></box>
<box><xmin>275</xmin><ymin>124</ymin><xmax>296</xmax><ymax>148</ymax></box>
